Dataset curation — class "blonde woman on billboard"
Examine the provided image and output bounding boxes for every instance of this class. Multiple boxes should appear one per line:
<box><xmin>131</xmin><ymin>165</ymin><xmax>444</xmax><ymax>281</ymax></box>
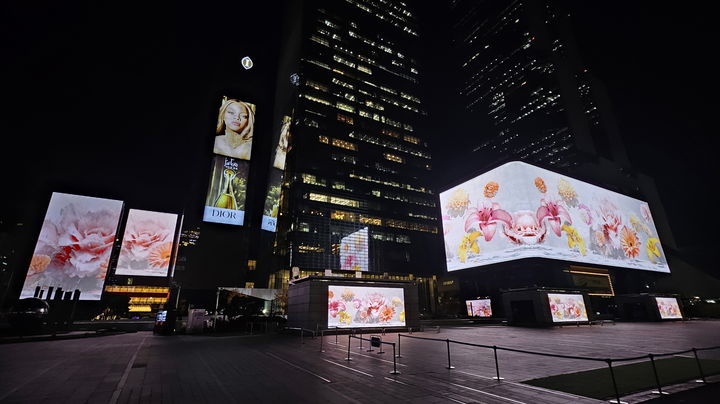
<box><xmin>213</xmin><ymin>97</ymin><xmax>255</xmax><ymax>160</ymax></box>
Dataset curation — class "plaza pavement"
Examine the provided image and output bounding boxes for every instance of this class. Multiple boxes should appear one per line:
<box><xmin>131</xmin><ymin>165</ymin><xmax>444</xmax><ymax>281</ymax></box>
<box><xmin>0</xmin><ymin>320</ymin><xmax>718</xmax><ymax>403</ymax></box>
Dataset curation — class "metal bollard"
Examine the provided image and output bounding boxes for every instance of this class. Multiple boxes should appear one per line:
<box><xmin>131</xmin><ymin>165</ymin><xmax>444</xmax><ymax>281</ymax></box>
<box><xmin>693</xmin><ymin>348</ymin><xmax>706</xmax><ymax>383</ymax></box>
<box><xmin>300</xmin><ymin>329</ymin><xmax>304</xmax><ymax>345</ymax></box>
<box><xmin>346</xmin><ymin>334</ymin><xmax>352</xmax><ymax>361</ymax></box>
<box><xmin>390</xmin><ymin>343</ymin><xmax>400</xmax><ymax>375</ymax></box>
<box><xmin>396</xmin><ymin>334</ymin><xmax>402</xmax><ymax>358</ymax></box>
<box><xmin>446</xmin><ymin>339</ymin><xmax>454</xmax><ymax>369</ymax></box>
<box><xmin>649</xmin><ymin>354</ymin><xmax>667</xmax><ymax>395</ymax></box>
<box><xmin>320</xmin><ymin>330</ymin><xmax>325</xmax><ymax>353</ymax></box>
<box><xmin>606</xmin><ymin>359</ymin><xmax>622</xmax><ymax>404</ymax></box>
<box><xmin>492</xmin><ymin>346</ymin><xmax>503</xmax><ymax>380</ymax></box>
<box><xmin>335</xmin><ymin>327</ymin><xmax>338</xmax><ymax>344</ymax></box>
<box><xmin>359</xmin><ymin>330</ymin><xmax>363</xmax><ymax>349</ymax></box>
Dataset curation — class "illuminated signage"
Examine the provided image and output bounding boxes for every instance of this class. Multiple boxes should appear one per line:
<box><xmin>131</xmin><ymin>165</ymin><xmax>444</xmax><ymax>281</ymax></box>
<box><xmin>21</xmin><ymin>192</ymin><xmax>124</xmax><ymax>300</ymax></box>
<box><xmin>655</xmin><ymin>297</ymin><xmax>682</xmax><ymax>319</ymax></box>
<box><xmin>115</xmin><ymin>209</ymin><xmax>178</xmax><ymax>277</ymax></box>
<box><xmin>340</xmin><ymin>227</ymin><xmax>369</xmax><ymax>271</ymax></box>
<box><xmin>466</xmin><ymin>299</ymin><xmax>492</xmax><ymax>317</ymax></box>
<box><xmin>440</xmin><ymin>161</ymin><xmax>669</xmax><ymax>272</ymax></box>
<box><xmin>547</xmin><ymin>293</ymin><xmax>588</xmax><ymax>322</ymax></box>
<box><xmin>203</xmin><ymin>156</ymin><xmax>249</xmax><ymax>225</ymax></box>
<box><xmin>261</xmin><ymin>115</ymin><xmax>292</xmax><ymax>232</ymax></box>
<box><xmin>328</xmin><ymin>285</ymin><xmax>405</xmax><ymax>328</ymax></box>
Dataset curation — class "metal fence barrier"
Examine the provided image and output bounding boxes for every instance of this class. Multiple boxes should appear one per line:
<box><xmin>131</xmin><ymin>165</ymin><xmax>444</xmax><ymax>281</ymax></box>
<box><xmin>395</xmin><ymin>333</ymin><xmax>720</xmax><ymax>404</ymax></box>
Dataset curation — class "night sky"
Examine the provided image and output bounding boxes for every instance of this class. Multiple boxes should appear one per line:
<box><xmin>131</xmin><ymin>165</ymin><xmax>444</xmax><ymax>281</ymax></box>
<box><xmin>2</xmin><ymin>2</ymin><xmax>718</xmax><ymax>278</ymax></box>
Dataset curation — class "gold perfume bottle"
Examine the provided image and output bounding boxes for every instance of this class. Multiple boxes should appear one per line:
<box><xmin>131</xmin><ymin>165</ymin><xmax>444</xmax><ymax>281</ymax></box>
<box><xmin>215</xmin><ymin>168</ymin><xmax>238</xmax><ymax>210</ymax></box>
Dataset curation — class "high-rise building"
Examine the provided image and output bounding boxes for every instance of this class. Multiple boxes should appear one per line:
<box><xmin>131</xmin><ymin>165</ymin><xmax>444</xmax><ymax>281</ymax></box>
<box><xmin>272</xmin><ymin>0</ymin><xmax>443</xmax><ymax>282</ymax></box>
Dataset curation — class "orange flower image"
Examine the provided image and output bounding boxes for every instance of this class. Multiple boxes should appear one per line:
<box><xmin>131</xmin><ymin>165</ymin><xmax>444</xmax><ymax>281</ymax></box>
<box><xmin>534</xmin><ymin>177</ymin><xmax>547</xmax><ymax>193</ymax></box>
<box><xmin>328</xmin><ymin>290</ymin><xmax>334</xmax><ymax>299</ymax></box>
<box><xmin>148</xmin><ymin>242</ymin><xmax>173</xmax><ymax>268</ymax></box>
<box><xmin>379</xmin><ymin>305</ymin><xmax>395</xmax><ymax>322</ymax></box>
<box><xmin>484</xmin><ymin>181</ymin><xmax>500</xmax><ymax>198</ymax></box>
<box><xmin>29</xmin><ymin>254</ymin><xmax>51</xmax><ymax>274</ymax></box>
<box><xmin>620</xmin><ymin>226</ymin><xmax>640</xmax><ymax>258</ymax></box>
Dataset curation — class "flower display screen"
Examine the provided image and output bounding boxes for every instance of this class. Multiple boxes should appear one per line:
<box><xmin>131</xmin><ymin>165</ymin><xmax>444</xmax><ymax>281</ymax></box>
<box><xmin>115</xmin><ymin>209</ymin><xmax>178</xmax><ymax>277</ymax></box>
<box><xmin>328</xmin><ymin>285</ymin><xmax>405</xmax><ymax>328</ymax></box>
<box><xmin>261</xmin><ymin>115</ymin><xmax>291</xmax><ymax>232</ymax></box>
<box><xmin>340</xmin><ymin>227</ymin><xmax>369</xmax><ymax>272</ymax></box>
<box><xmin>466</xmin><ymin>299</ymin><xmax>492</xmax><ymax>317</ymax></box>
<box><xmin>655</xmin><ymin>297</ymin><xmax>682</xmax><ymax>319</ymax></box>
<box><xmin>21</xmin><ymin>192</ymin><xmax>124</xmax><ymax>300</ymax></box>
<box><xmin>547</xmin><ymin>293</ymin><xmax>589</xmax><ymax>322</ymax></box>
<box><xmin>440</xmin><ymin>161</ymin><xmax>669</xmax><ymax>273</ymax></box>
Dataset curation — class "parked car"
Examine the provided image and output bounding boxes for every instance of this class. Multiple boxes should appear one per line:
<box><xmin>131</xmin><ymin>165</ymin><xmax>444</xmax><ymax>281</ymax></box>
<box><xmin>8</xmin><ymin>298</ymin><xmax>50</xmax><ymax>333</ymax></box>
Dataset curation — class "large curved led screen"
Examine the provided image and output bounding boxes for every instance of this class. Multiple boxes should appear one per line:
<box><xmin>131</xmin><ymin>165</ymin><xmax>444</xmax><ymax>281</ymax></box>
<box><xmin>115</xmin><ymin>209</ymin><xmax>178</xmax><ymax>277</ymax></box>
<box><xmin>21</xmin><ymin>192</ymin><xmax>124</xmax><ymax>300</ymax></box>
<box><xmin>440</xmin><ymin>161</ymin><xmax>669</xmax><ymax>273</ymax></box>
<box><xmin>328</xmin><ymin>285</ymin><xmax>405</xmax><ymax>328</ymax></box>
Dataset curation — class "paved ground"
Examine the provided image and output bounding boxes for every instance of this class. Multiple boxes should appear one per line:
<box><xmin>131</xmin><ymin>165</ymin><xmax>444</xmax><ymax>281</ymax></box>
<box><xmin>0</xmin><ymin>320</ymin><xmax>718</xmax><ymax>403</ymax></box>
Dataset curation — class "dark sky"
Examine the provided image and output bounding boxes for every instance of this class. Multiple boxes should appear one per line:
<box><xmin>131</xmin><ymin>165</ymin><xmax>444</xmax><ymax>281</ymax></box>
<box><xmin>2</xmin><ymin>2</ymin><xmax>718</xmax><ymax>276</ymax></box>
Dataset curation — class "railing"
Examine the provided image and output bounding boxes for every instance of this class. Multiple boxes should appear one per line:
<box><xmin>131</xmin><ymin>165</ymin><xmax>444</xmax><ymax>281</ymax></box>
<box><xmin>344</xmin><ymin>334</ymin><xmax>400</xmax><ymax>375</ymax></box>
<box><xmin>284</xmin><ymin>327</ymin><xmax>316</xmax><ymax>345</ymax></box>
<box><xmin>394</xmin><ymin>333</ymin><xmax>720</xmax><ymax>404</ymax></box>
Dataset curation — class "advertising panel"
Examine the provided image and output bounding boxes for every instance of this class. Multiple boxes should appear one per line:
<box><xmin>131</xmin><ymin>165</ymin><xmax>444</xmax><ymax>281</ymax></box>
<box><xmin>547</xmin><ymin>293</ymin><xmax>589</xmax><ymax>322</ymax></box>
<box><xmin>213</xmin><ymin>97</ymin><xmax>256</xmax><ymax>160</ymax></box>
<box><xmin>261</xmin><ymin>115</ymin><xmax>292</xmax><ymax>232</ymax></box>
<box><xmin>440</xmin><ymin>161</ymin><xmax>669</xmax><ymax>272</ymax></box>
<box><xmin>115</xmin><ymin>209</ymin><xmax>178</xmax><ymax>277</ymax></box>
<box><xmin>655</xmin><ymin>297</ymin><xmax>682</xmax><ymax>319</ymax></box>
<box><xmin>21</xmin><ymin>192</ymin><xmax>124</xmax><ymax>300</ymax></box>
<box><xmin>203</xmin><ymin>156</ymin><xmax>249</xmax><ymax>225</ymax></box>
<box><xmin>340</xmin><ymin>227</ymin><xmax>369</xmax><ymax>271</ymax></box>
<box><xmin>466</xmin><ymin>299</ymin><xmax>492</xmax><ymax>317</ymax></box>
<box><xmin>328</xmin><ymin>285</ymin><xmax>405</xmax><ymax>328</ymax></box>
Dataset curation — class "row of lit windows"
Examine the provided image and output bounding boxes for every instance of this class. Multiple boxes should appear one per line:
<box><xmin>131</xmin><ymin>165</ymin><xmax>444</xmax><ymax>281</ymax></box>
<box><xmin>302</xmin><ymin>172</ymin><xmax>434</xmax><ymax>208</ymax></box>
<box><xmin>344</xmin><ymin>0</ymin><xmax>418</xmax><ymax>37</ymax></box>
<box><xmin>308</xmin><ymin>192</ymin><xmax>362</xmax><ymax>208</ymax></box>
<box><xmin>329</xmin><ymin>209</ymin><xmax>436</xmax><ymax>233</ymax></box>
<box><xmin>349</xmin><ymin>131</ymin><xmax>430</xmax><ymax>159</ymax></box>
<box><xmin>318</xmin><ymin>135</ymin><xmax>358</xmax><ymax>151</ymax></box>
<box><xmin>129</xmin><ymin>297</ymin><xmax>168</xmax><ymax>304</ymax></box>
<box><xmin>348</xmin><ymin>172</ymin><xmax>432</xmax><ymax>194</ymax></box>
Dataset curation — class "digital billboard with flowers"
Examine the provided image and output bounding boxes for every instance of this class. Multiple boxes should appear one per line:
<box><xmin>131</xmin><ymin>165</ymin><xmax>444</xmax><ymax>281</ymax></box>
<box><xmin>115</xmin><ymin>209</ymin><xmax>178</xmax><ymax>277</ymax></box>
<box><xmin>466</xmin><ymin>299</ymin><xmax>492</xmax><ymax>317</ymax></box>
<box><xmin>655</xmin><ymin>297</ymin><xmax>682</xmax><ymax>319</ymax></box>
<box><xmin>440</xmin><ymin>161</ymin><xmax>669</xmax><ymax>273</ymax></box>
<box><xmin>328</xmin><ymin>285</ymin><xmax>405</xmax><ymax>328</ymax></box>
<box><xmin>21</xmin><ymin>192</ymin><xmax>124</xmax><ymax>300</ymax></box>
<box><xmin>547</xmin><ymin>293</ymin><xmax>588</xmax><ymax>322</ymax></box>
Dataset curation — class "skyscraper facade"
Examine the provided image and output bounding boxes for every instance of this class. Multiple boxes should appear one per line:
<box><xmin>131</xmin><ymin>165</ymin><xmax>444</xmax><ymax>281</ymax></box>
<box><xmin>274</xmin><ymin>0</ymin><xmax>443</xmax><ymax>280</ymax></box>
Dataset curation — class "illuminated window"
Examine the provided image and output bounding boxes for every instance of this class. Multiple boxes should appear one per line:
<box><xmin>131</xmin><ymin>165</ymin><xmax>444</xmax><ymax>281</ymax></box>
<box><xmin>302</xmin><ymin>173</ymin><xmax>326</xmax><ymax>186</ymax></box>
<box><xmin>359</xmin><ymin>215</ymin><xmax>382</xmax><ymax>225</ymax></box>
<box><xmin>337</xmin><ymin>113</ymin><xmax>354</xmax><ymax>125</ymax></box>
<box><xmin>334</xmin><ymin>55</ymin><xmax>356</xmax><ymax>68</ymax></box>
<box><xmin>357</xmin><ymin>65</ymin><xmax>372</xmax><ymax>74</ymax></box>
<box><xmin>336</xmin><ymin>102</ymin><xmax>355</xmax><ymax>113</ymax></box>
<box><xmin>308</xmin><ymin>192</ymin><xmax>360</xmax><ymax>208</ymax></box>
<box><xmin>303</xmin><ymin>94</ymin><xmax>332</xmax><ymax>106</ymax></box>
<box><xmin>245</xmin><ymin>282</ymin><xmax>255</xmax><ymax>289</ymax></box>
<box><xmin>310</xmin><ymin>35</ymin><xmax>329</xmax><ymax>47</ymax></box>
<box><xmin>384</xmin><ymin>153</ymin><xmax>404</xmax><ymax>163</ymax></box>
<box><xmin>403</xmin><ymin>135</ymin><xmax>420</xmax><ymax>144</ymax></box>
<box><xmin>331</xmin><ymin>138</ymin><xmax>357</xmax><ymax>151</ymax></box>
<box><xmin>332</xmin><ymin>78</ymin><xmax>354</xmax><ymax>89</ymax></box>
<box><xmin>248</xmin><ymin>260</ymin><xmax>256</xmax><ymax>271</ymax></box>
<box><xmin>306</xmin><ymin>80</ymin><xmax>328</xmax><ymax>92</ymax></box>
<box><xmin>318</xmin><ymin>135</ymin><xmax>329</xmax><ymax>144</ymax></box>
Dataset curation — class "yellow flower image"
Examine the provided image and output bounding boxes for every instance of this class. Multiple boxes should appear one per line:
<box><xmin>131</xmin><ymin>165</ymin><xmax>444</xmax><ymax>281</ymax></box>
<box><xmin>630</xmin><ymin>214</ymin><xmax>652</xmax><ymax>236</ymax></box>
<box><xmin>484</xmin><ymin>181</ymin><xmax>500</xmax><ymax>198</ymax></box>
<box><xmin>399</xmin><ymin>311</ymin><xmax>405</xmax><ymax>322</ymax></box>
<box><xmin>341</xmin><ymin>288</ymin><xmax>355</xmax><ymax>301</ymax></box>
<box><xmin>646</xmin><ymin>238</ymin><xmax>661</xmax><ymax>263</ymax></box>
<box><xmin>457</xmin><ymin>231</ymin><xmax>482</xmax><ymax>263</ymax></box>
<box><xmin>557</xmin><ymin>178</ymin><xmax>577</xmax><ymax>202</ymax></box>
<box><xmin>338</xmin><ymin>311</ymin><xmax>352</xmax><ymax>324</ymax></box>
<box><xmin>446</xmin><ymin>188</ymin><xmax>470</xmax><ymax>217</ymax></box>
<box><xmin>562</xmin><ymin>225</ymin><xmax>586</xmax><ymax>256</ymax></box>
<box><xmin>391</xmin><ymin>296</ymin><xmax>403</xmax><ymax>307</ymax></box>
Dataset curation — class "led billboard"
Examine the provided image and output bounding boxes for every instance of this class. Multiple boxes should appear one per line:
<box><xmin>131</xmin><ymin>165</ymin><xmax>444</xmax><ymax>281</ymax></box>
<box><xmin>328</xmin><ymin>285</ymin><xmax>405</xmax><ymax>328</ymax></box>
<box><xmin>115</xmin><ymin>209</ymin><xmax>178</xmax><ymax>277</ymax></box>
<box><xmin>655</xmin><ymin>297</ymin><xmax>682</xmax><ymax>319</ymax></box>
<box><xmin>466</xmin><ymin>299</ymin><xmax>492</xmax><ymax>317</ymax></box>
<box><xmin>440</xmin><ymin>161</ymin><xmax>669</xmax><ymax>272</ymax></box>
<box><xmin>547</xmin><ymin>293</ymin><xmax>588</xmax><ymax>322</ymax></box>
<box><xmin>340</xmin><ymin>227</ymin><xmax>369</xmax><ymax>272</ymax></box>
<box><xmin>203</xmin><ymin>156</ymin><xmax>249</xmax><ymax>225</ymax></box>
<box><xmin>21</xmin><ymin>192</ymin><xmax>124</xmax><ymax>300</ymax></box>
<box><xmin>261</xmin><ymin>115</ymin><xmax>292</xmax><ymax>232</ymax></box>
<box><xmin>213</xmin><ymin>98</ymin><xmax>256</xmax><ymax>160</ymax></box>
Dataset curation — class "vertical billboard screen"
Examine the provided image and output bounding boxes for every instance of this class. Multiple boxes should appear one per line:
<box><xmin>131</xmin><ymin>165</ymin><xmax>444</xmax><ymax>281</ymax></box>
<box><xmin>466</xmin><ymin>299</ymin><xmax>492</xmax><ymax>317</ymax></box>
<box><xmin>203</xmin><ymin>156</ymin><xmax>249</xmax><ymax>225</ymax></box>
<box><xmin>440</xmin><ymin>161</ymin><xmax>669</xmax><ymax>272</ymax></box>
<box><xmin>340</xmin><ymin>227</ymin><xmax>369</xmax><ymax>271</ymax></box>
<box><xmin>204</xmin><ymin>96</ymin><xmax>255</xmax><ymax>226</ymax></box>
<box><xmin>21</xmin><ymin>192</ymin><xmax>124</xmax><ymax>300</ymax></box>
<box><xmin>547</xmin><ymin>293</ymin><xmax>589</xmax><ymax>322</ymax></box>
<box><xmin>328</xmin><ymin>285</ymin><xmax>405</xmax><ymax>328</ymax></box>
<box><xmin>261</xmin><ymin>115</ymin><xmax>291</xmax><ymax>232</ymax></box>
<box><xmin>655</xmin><ymin>297</ymin><xmax>682</xmax><ymax>319</ymax></box>
<box><xmin>115</xmin><ymin>209</ymin><xmax>178</xmax><ymax>277</ymax></box>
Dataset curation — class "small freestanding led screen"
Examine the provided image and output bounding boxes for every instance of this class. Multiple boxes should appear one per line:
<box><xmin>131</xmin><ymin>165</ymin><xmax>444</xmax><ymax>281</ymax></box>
<box><xmin>328</xmin><ymin>285</ymin><xmax>405</xmax><ymax>328</ymax></box>
<box><xmin>115</xmin><ymin>209</ymin><xmax>178</xmax><ymax>277</ymax></box>
<box><xmin>21</xmin><ymin>192</ymin><xmax>124</xmax><ymax>300</ymax></box>
<box><xmin>340</xmin><ymin>227</ymin><xmax>369</xmax><ymax>272</ymax></box>
<box><xmin>440</xmin><ymin>161</ymin><xmax>669</xmax><ymax>273</ymax></box>
<box><xmin>547</xmin><ymin>293</ymin><xmax>588</xmax><ymax>323</ymax></box>
<box><xmin>655</xmin><ymin>297</ymin><xmax>682</xmax><ymax>319</ymax></box>
<box><xmin>466</xmin><ymin>299</ymin><xmax>492</xmax><ymax>317</ymax></box>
